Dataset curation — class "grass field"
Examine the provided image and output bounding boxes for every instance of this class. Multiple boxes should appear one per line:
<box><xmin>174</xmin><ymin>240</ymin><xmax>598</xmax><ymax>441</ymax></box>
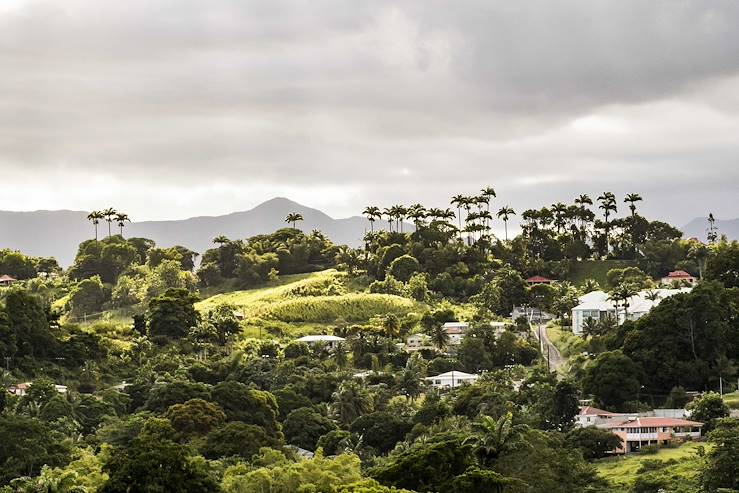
<box><xmin>567</xmin><ymin>259</ymin><xmax>638</xmax><ymax>287</ymax></box>
<box><xmin>594</xmin><ymin>442</ymin><xmax>709</xmax><ymax>492</ymax></box>
<box><xmin>197</xmin><ymin>269</ymin><xmax>422</xmax><ymax>336</ymax></box>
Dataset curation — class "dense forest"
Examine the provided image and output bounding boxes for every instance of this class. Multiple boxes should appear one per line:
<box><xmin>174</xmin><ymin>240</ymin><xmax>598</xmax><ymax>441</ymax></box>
<box><xmin>1</xmin><ymin>192</ymin><xmax>738</xmax><ymax>493</ymax></box>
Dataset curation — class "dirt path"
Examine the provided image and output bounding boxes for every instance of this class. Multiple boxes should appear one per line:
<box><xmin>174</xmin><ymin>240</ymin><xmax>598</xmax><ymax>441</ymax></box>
<box><xmin>529</xmin><ymin>319</ymin><xmax>566</xmax><ymax>371</ymax></box>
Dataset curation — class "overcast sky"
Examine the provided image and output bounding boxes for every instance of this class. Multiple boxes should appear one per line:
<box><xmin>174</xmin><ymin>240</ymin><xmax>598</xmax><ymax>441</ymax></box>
<box><xmin>1</xmin><ymin>0</ymin><xmax>738</xmax><ymax>228</ymax></box>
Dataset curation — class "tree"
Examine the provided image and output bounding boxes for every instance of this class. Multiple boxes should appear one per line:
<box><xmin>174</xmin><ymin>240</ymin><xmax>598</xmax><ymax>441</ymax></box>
<box><xmin>467</xmin><ymin>413</ymin><xmax>529</xmax><ymax>465</ymax></box>
<box><xmin>86</xmin><ymin>210</ymin><xmax>104</xmax><ymax>241</ymax></box>
<box><xmin>101</xmin><ymin>207</ymin><xmax>117</xmax><ymax>238</ymax></box>
<box><xmin>583</xmin><ymin>350</ymin><xmax>642</xmax><ymax>410</ymax></box>
<box><xmin>147</xmin><ymin>288</ymin><xmax>200</xmax><ymax>343</ymax></box>
<box><xmin>114</xmin><ymin>212</ymin><xmax>130</xmax><ymax>237</ymax></box>
<box><xmin>707</xmin><ymin>212</ymin><xmax>718</xmax><ymax>244</ymax></box>
<box><xmin>608</xmin><ymin>282</ymin><xmax>639</xmax><ymax>323</ymax></box>
<box><xmin>624</xmin><ymin>193</ymin><xmax>643</xmax><ymax>258</ymax></box>
<box><xmin>201</xmin><ymin>421</ymin><xmax>279</xmax><ymax>460</ymax></box>
<box><xmin>565</xmin><ymin>426</ymin><xmax>623</xmax><ymax>460</ymax></box>
<box><xmin>164</xmin><ymin>398</ymin><xmax>226</xmax><ymax>438</ymax></box>
<box><xmin>387</xmin><ymin>255</ymin><xmax>420</xmax><ymax>282</ymax></box>
<box><xmin>68</xmin><ymin>275</ymin><xmax>108</xmax><ymax>318</ymax></box>
<box><xmin>283</xmin><ymin>407</ymin><xmax>338</xmax><ymax>451</ymax></box>
<box><xmin>350</xmin><ymin>411</ymin><xmax>411</xmax><ymax>454</ymax></box>
<box><xmin>331</xmin><ymin>380</ymin><xmax>373</xmax><ymax>426</ymax></box>
<box><xmin>597</xmin><ymin>192</ymin><xmax>617</xmax><ymax>255</ymax></box>
<box><xmin>100</xmin><ymin>421</ymin><xmax>219</xmax><ymax>493</ymax></box>
<box><xmin>363</xmin><ymin>206</ymin><xmax>381</xmax><ymax>233</ymax></box>
<box><xmin>211</xmin><ymin>381</ymin><xmax>280</xmax><ymax>435</ymax></box>
<box><xmin>690</xmin><ymin>392</ymin><xmax>729</xmax><ymax>432</ymax></box>
<box><xmin>701</xmin><ymin>418</ymin><xmax>739</xmax><ymax>492</ymax></box>
<box><xmin>496</xmin><ymin>206</ymin><xmax>515</xmax><ymax>242</ymax></box>
<box><xmin>0</xmin><ymin>415</ymin><xmax>71</xmax><ymax>485</ymax></box>
<box><xmin>285</xmin><ymin>212</ymin><xmax>304</xmax><ymax>230</ymax></box>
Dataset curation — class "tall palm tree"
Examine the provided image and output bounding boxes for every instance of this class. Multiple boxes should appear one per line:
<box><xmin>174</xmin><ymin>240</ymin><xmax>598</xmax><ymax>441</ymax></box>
<box><xmin>383</xmin><ymin>207</ymin><xmax>394</xmax><ymax>232</ymax></box>
<box><xmin>407</xmin><ymin>203</ymin><xmax>427</xmax><ymax>230</ymax></box>
<box><xmin>597</xmin><ymin>192</ymin><xmax>617</xmax><ymax>255</ymax></box>
<box><xmin>362</xmin><ymin>206</ymin><xmax>381</xmax><ymax>233</ymax></box>
<box><xmin>551</xmin><ymin>202</ymin><xmax>568</xmax><ymax>235</ymax></box>
<box><xmin>574</xmin><ymin>194</ymin><xmax>593</xmax><ymax>233</ymax></box>
<box><xmin>497</xmin><ymin>206</ymin><xmax>515</xmax><ymax>242</ymax></box>
<box><xmin>114</xmin><ymin>212</ymin><xmax>130</xmax><ymax>237</ymax></box>
<box><xmin>624</xmin><ymin>193</ymin><xmax>642</xmax><ymax>217</ymax></box>
<box><xmin>86</xmin><ymin>210</ymin><xmax>103</xmax><ymax>241</ymax></box>
<box><xmin>707</xmin><ymin>213</ymin><xmax>718</xmax><ymax>244</ymax></box>
<box><xmin>102</xmin><ymin>207</ymin><xmax>117</xmax><ymax>237</ymax></box>
<box><xmin>213</xmin><ymin>235</ymin><xmax>229</xmax><ymax>245</ymax></box>
<box><xmin>451</xmin><ymin>194</ymin><xmax>465</xmax><ymax>239</ymax></box>
<box><xmin>285</xmin><ymin>212</ymin><xmax>304</xmax><ymax>230</ymax></box>
<box><xmin>427</xmin><ymin>324</ymin><xmax>449</xmax><ymax>351</ymax></box>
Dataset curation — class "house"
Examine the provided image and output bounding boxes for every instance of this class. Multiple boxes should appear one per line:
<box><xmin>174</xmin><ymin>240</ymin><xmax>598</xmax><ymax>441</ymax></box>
<box><xmin>526</xmin><ymin>275</ymin><xmax>554</xmax><ymax>285</ymax></box>
<box><xmin>601</xmin><ymin>417</ymin><xmax>703</xmax><ymax>453</ymax></box>
<box><xmin>571</xmin><ymin>288</ymin><xmax>691</xmax><ymax>335</ymax></box>
<box><xmin>661</xmin><ymin>270</ymin><xmax>697</xmax><ymax>286</ymax></box>
<box><xmin>405</xmin><ymin>333</ymin><xmax>431</xmax><ymax>351</ymax></box>
<box><xmin>576</xmin><ymin>406</ymin><xmax>622</xmax><ymax>427</ymax></box>
<box><xmin>7</xmin><ymin>382</ymin><xmax>68</xmax><ymax>396</ymax></box>
<box><xmin>296</xmin><ymin>335</ymin><xmax>345</xmax><ymax>350</ymax></box>
<box><xmin>442</xmin><ymin>322</ymin><xmax>469</xmax><ymax>345</ymax></box>
<box><xmin>425</xmin><ymin>370</ymin><xmax>479</xmax><ymax>389</ymax></box>
<box><xmin>0</xmin><ymin>274</ymin><xmax>17</xmax><ymax>286</ymax></box>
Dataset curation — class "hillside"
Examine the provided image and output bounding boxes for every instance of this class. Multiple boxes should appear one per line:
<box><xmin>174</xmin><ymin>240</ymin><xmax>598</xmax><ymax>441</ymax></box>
<box><xmin>0</xmin><ymin>198</ymin><xmax>407</xmax><ymax>267</ymax></box>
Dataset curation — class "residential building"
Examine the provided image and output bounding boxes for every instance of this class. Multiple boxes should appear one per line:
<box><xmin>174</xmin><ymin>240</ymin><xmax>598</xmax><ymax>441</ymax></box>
<box><xmin>0</xmin><ymin>274</ymin><xmax>17</xmax><ymax>286</ymax></box>
<box><xmin>296</xmin><ymin>335</ymin><xmax>345</xmax><ymax>350</ymax></box>
<box><xmin>571</xmin><ymin>288</ymin><xmax>691</xmax><ymax>335</ymax></box>
<box><xmin>443</xmin><ymin>322</ymin><xmax>469</xmax><ymax>345</ymax></box>
<box><xmin>425</xmin><ymin>370</ymin><xmax>479</xmax><ymax>389</ymax></box>
<box><xmin>601</xmin><ymin>417</ymin><xmax>703</xmax><ymax>453</ymax></box>
<box><xmin>661</xmin><ymin>270</ymin><xmax>697</xmax><ymax>286</ymax></box>
<box><xmin>526</xmin><ymin>275</ymin><xmax>554</xmax><ymax>285</ymax></box>
<box><xmin>7</xmin><ymin>382</ymin><xmax>68</xmax><ymax>396</ymax></box>
<box><xmin>405</xmin><ymin>333</ymin><xmax>431</xmax><ymax>351</ymax></box>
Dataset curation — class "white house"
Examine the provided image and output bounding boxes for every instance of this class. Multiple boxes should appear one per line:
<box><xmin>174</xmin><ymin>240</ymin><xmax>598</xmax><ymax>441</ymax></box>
<box><xmin>296</xmin><ymin>335</ymin><xmax>345</xmax><ymax>350</ymax></box>
<box><xmin>7</xmin><ymin>382</ymin><xmax>68</xmax><ymax>396</ymax></box>
<box><xmin>571</xmin><ymin>288</ymin><xmax>691</xmax><ymax>335</ymax></box>
<box><xmin>443</xmin><ymin>322</ymin><xmax>469</xmax><ymax>345</ymax></box>
<box><xmin>425</xmin><ymin>370</ymin><xmax>479</xmax><ymax>389</ymax></box>
<box><xmin>405</xmin><ymin>333</ymin><xmax>431</xmax><ymax>351</ymax></box>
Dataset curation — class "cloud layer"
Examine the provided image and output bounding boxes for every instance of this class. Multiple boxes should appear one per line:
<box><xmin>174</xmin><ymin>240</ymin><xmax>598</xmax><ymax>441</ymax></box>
<box><xmin>1</xmin><ymin>0</ymin><xmax>738</xmax><ymax>225</ymax></box>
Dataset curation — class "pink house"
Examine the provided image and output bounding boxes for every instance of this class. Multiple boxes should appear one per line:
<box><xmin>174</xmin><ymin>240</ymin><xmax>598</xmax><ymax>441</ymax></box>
<box><xmin>661</xmin><ymin>270</ymin><xmax>697</xmax><ymax>286</ymax></box>
<box><xmin>602</xmin><ymin>417</ymin><xmax>703</xmax><ymax>453</ymax></box>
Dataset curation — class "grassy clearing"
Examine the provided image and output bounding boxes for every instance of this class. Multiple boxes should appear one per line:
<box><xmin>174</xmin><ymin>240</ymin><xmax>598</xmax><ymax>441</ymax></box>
<box><xmin>546</xmin><ymin>323</ymin><xmax>586</xmax><ymax>357</ymax></box>
<box><xmin>197</xmin><ymin>269</ymin><xmax>422</xmax><ymax>333</ymax></box>
<box><xmin>594</xmin><ymin>442</ymin><xmax>710</xmax><ymax>492</ymax></box>
<box><xmin>724</xmin><ymin>391</ymin><xmax>739</xmax><ymax>409</ymax></box>
<box><xmin>567</xmin><ymin>259</ymin><xmax>638</xmax><ymax>287</ymax></box>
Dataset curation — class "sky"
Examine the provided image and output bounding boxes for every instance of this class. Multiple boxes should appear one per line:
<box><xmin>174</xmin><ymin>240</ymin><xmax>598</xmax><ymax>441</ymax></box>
<box><xmin>1</xmin><ymin>0</ymin><xmax>738</xmax><ymax>228</ymax></box>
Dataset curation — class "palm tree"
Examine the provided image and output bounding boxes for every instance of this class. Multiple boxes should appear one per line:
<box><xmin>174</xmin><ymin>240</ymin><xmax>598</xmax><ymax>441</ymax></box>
<box><xmin>285</xmin><ymin>212</ymin><xmax>304</xmax><ymax>230</ymax></box>
<box><xmin>102</xmin><ymin>207</ymin><xmax>117</xmax><ymax>237</ymax></box>
<box><xmin>331</xmin><ymin>380</ymin><xmax>373</xmax><ymax>426</ymax></box>
<box><xmin>609</xmin><ymin>283</ymin><xmax>639</xmax><ymax>324</ymax></box>
<box><xmin>574</xmin><ymin>194</ymin><xmax>593</xmax><ymax>232</ymax></box>
<box><xmin>86</xmin><ymin>210</ymin><xmax>103</xmax><ymax>241</ymax></box>
<box><xmin>466</xmin><ymin>413</ymin><xmax>529</xmax><ymax>465</ymax></box>
<box><xmin>362</xmin><ymin>206</ymin><xmax>381</xmax><ymax>233</ymax></box>
<box><xmin>707</xmin><ymin>213</ymin><xmax>718</xmax><ymax>244</ymax></box>
<box><xmin>114</xmin><ymin>212</ymin><xmax>130</xmax><ymax>237</ymax></box>
<box><xmin>624</xmin><ymin>193</ymin><xmax>642</xmax><ymax>217</ymax></box>
<box><xmin>451</xmin><ymin>194</ymin><xmax>466</xmax><ymax>239</ymax></box>
<box><xmin>597</xmin><ymin>192</ymin><xmax>617</xmax><ymax>255</ymax></box>
<box><xmin>551</xmin><ymin>202</ymin><xmax>568</xmax><ymax>235</ymax></box>
<box><xmin>496</xmin><ymin>206</ymin><xmax>515</xmax><ymax>242</ymax></box>
<box><xmin>427</xmin><ymin>324</ymin><xmax>449</xmax><ymax>351</ymax></box>
<box><xmin>383</xmin><ymin>207</ymin><xmax>394</xmax><ymax>232</ymax></box>
<box><xmin>407</xmin><ymin>203</ymin><xmax>427</xmax><ymax>230</ymax></box>
<box><xmin>644</xmin><ymin>290</ymin><xmax>661</xmax><ymax>302</ymax></box>
<box><xmin>213</xmin><ymin>235</ymin><xmax>229</xmax><ymax>245</ymax></box>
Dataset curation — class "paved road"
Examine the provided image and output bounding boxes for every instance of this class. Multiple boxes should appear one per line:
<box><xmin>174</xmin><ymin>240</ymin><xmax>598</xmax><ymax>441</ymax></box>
<box><xmin>529</xmin><ymin>319</ymin><xmax>566</xmax><ymax>371</ymax></box>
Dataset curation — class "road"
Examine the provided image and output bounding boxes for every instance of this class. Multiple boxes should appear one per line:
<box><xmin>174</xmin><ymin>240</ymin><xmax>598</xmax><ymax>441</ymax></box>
<box><xmin>529</xmin><ymin>318</ymin><xmax>566</xmax><ymax>371</ymax></box>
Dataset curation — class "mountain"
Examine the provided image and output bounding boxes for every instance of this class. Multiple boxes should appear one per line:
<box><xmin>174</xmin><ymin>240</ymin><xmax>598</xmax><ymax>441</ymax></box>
<box><xmin>681</xmin><ymin>216</ymin><xmax>739</xmax><ymax>242</ymax></box>
<box><xmin>0</xmin><ymin>198</ymin><xmax>388</xmax><ymax>267</ymax></box>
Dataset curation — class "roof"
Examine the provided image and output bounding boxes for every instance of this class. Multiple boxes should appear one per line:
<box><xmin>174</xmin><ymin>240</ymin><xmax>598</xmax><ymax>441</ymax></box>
<box><xmin>527</xmin><ymin>275</ymin><xmax>552</xmax><ymax>282</ymax></box>
<box><xmin>444</xmin><ymin>326</ymin><xmax>466</xmax><ymax>335</ymax></box>
<box><xmin>425</xmin><ymin>370</ymin><xmax>478</xmax><ymax>380</ymax></box>
<box><xmin>442</xmin><ymin>322</ymin><xmax>469</xmax><ymax>328</ymax></box>
<box><xmin>573</xmin><ymin>288</ymin><xmax>691</xmax><ymax>314</ymax></box>
<box><xmin>0</xmin><ymin>274</ymin><xmax>17</xmax><ymax>281</ymax></box>
<box><xmin>665</xmin><ymin>270</ymin><xmax>695</xmax><ymax>278</ymax></box>
<box><xmin>603</xmin><ymin>417</ymin><xmax>703</xmax><ymax>429</ymax></box>
<box><xmin>296</xmin><ymin>335</ymin><xmax>345</xmax><ymax>343</ymax></box>
<box><xmin>579</xmin><ymin>406</ymin><xmax>615</xmax><ymax>416</ymax></box>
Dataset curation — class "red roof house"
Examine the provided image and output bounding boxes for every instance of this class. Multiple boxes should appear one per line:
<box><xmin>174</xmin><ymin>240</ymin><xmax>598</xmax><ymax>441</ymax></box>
<box><xmin>0</xmin><ymin>274</ymin><xmax>17</xmax><ymax>286</ymax></box>
<box><xmin>526</xmin><ymin>275</ymin><xmax>554</xmax><ymax>285</ymax></box>
<box><xmin>661</xmin><ymin>270</ymin><xmax>697</xmax><ymax>286</ymax></box>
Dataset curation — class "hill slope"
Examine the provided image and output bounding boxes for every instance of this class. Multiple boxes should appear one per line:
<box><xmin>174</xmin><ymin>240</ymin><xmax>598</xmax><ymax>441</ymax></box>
<box><xmin>0</xmin><ymin>198</ymin><xmax>397</xmax><ymax>267</ymax></box>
